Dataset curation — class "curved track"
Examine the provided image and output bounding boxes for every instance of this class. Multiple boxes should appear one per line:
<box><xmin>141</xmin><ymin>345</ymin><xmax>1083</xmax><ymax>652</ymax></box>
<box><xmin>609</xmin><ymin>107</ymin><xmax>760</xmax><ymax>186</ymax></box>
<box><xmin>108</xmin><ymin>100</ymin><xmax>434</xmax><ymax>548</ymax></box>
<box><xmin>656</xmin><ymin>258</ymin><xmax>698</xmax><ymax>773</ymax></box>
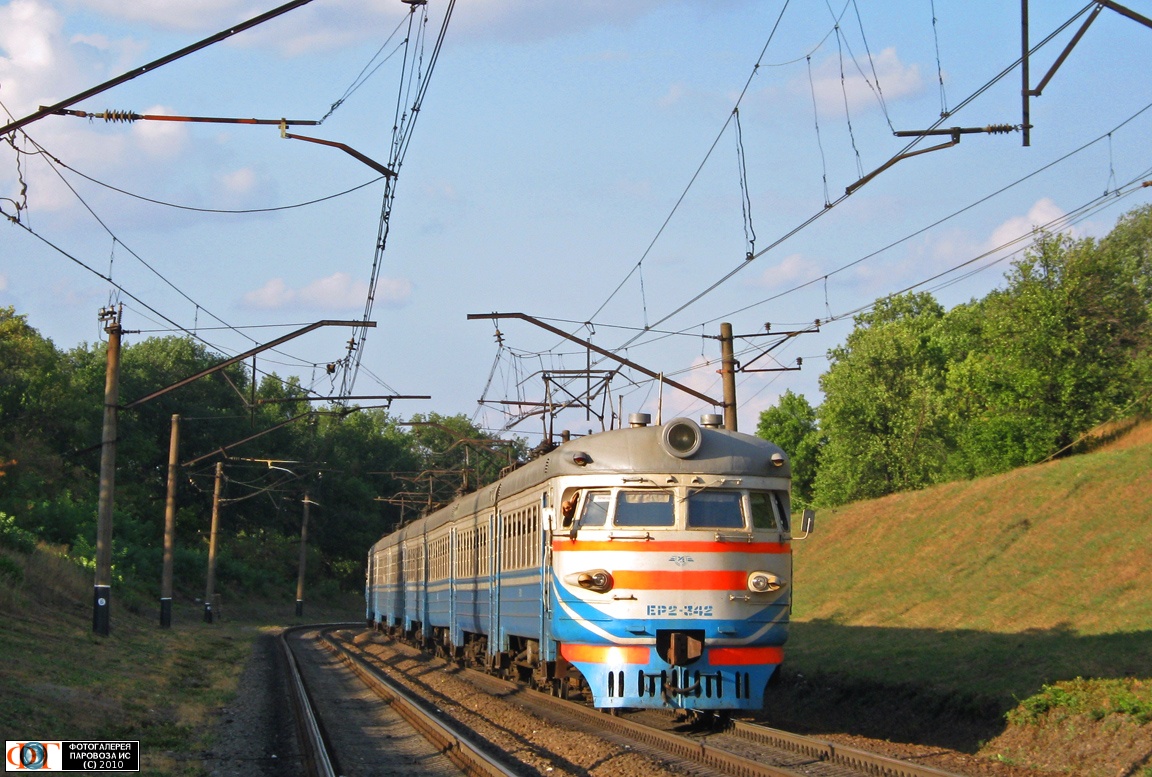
<box><xmin>280</xmin><ymin>625</ymin><xmax>520</xmax><ymax>777</ymax></box>
<box><xmin>326</xmin><ymin>628</ymin><xmax>970</xmax><ymax>777</ymax></box>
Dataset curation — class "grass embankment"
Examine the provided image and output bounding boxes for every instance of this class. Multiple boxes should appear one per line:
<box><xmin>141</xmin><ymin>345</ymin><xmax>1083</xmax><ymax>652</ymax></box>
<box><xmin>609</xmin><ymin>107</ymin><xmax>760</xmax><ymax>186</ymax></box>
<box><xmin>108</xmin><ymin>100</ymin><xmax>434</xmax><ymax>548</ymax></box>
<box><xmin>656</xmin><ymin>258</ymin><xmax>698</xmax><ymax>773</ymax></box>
<box><xmin>771</xmin><ymin>421</ymin><xmax>1152</xmax><ymax>774</ymax></box>
<box><xmin>0</xmin><ymin>547</ymin><xmax>362</xmax><ymax>776</ymax></box>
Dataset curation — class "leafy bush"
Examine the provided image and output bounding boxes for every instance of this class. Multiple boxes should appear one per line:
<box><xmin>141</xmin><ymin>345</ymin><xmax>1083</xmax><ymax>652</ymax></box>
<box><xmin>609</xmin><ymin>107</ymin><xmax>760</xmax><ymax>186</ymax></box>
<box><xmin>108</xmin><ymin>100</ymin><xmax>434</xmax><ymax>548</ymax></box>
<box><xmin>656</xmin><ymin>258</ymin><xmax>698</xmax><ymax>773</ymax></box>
<box><xmin>1008</xmin><ymin>677</ymin><xmax>1152</xmax><ymax>726</ymax></box>
<box><xmin>0</xmin><ymin>512</ymin><xmax>37</xmax><ymax>553</ymax></box>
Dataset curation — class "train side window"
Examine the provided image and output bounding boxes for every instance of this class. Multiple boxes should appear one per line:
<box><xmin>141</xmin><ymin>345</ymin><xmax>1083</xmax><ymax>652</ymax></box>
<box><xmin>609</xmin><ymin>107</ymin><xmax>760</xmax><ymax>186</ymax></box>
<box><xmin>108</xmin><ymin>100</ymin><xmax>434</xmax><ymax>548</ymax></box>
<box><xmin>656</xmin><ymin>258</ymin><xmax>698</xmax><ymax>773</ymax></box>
<box><xmin>614</xmin><ymin>491</ymin><xmax>674</xmax><ymax>527</ymax></box>
<box><xmin>580</xmin><ymin>491</ymin><xmax>611</xmax><ymax>527</ymax></box>
<box><xmin>749</xmin><ymin>492</ymin><xmax>780</xmax><ymax>530</ymax></box>
<box><xmin>686</xmin><ymin>491</ymin><xmax>745</xmax><ymax>529</ymax></box>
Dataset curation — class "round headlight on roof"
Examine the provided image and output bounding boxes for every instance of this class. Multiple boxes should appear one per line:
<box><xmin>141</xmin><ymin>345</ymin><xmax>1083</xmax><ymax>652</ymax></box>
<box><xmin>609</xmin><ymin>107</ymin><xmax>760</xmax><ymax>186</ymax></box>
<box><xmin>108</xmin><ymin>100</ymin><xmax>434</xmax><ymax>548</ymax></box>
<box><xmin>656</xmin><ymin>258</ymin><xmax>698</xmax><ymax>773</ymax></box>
<box><xmin>661</xmin><ymin>417</ymin><xmax>702</xmax><ymax>458</ymax></box>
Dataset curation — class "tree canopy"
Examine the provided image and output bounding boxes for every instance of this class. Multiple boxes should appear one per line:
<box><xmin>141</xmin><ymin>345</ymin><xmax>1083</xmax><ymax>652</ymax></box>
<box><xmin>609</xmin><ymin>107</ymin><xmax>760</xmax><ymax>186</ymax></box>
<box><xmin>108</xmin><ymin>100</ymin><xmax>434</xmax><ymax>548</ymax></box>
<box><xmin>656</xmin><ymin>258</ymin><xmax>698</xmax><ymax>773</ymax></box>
<box><xmin>756</xmin><ymin>205</ymin><xmax>1152</xmax><ymax>508</ymax></box>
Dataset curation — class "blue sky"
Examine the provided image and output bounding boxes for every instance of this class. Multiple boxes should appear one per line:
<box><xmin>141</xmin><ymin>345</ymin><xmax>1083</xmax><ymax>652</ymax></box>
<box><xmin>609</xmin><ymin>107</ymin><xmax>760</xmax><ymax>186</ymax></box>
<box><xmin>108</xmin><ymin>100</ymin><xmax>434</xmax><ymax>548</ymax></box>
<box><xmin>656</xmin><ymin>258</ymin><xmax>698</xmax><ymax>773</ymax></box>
<box><xmin>2</xmin><ymin>0</ymin><xmax>1150</xmax><ymax>441</ymax></box>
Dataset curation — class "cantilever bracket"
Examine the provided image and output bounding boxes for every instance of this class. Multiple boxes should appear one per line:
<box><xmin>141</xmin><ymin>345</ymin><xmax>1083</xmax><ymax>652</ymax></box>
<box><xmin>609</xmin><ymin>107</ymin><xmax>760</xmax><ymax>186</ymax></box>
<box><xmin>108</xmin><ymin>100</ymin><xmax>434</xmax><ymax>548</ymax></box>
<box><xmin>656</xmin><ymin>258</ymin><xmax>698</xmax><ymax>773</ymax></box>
<box><xmin>280</xmin><ymin>120</ymin><xmax>395</xmax><ymax>178</ymax></box>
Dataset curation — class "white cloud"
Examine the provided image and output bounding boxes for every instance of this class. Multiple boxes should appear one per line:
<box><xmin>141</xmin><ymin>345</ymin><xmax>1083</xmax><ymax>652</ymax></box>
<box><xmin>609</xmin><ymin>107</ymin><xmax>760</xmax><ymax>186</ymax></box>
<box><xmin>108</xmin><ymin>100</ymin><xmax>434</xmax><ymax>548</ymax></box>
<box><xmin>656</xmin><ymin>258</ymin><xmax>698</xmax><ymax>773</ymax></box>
<box><xmin>803</xmin><ymin>47</ymin><xmax>923</xmax><ymax>117</ymax></box>
<box><xmin>987</xmin><ymin>198</ymin><xmax>1069</xmax><ymax>254</ymax></box>
<box><xmin>130</xmin><ymin>105</ymin><xmax>191</xmax><ymax>159</ymax></box>
<box><xmin>0</xmin><ymin>273</ymin><xmax>8</xmax><ymax>292</ymax></box>
<box><xmin>242</xmin><ymin>272</ymin><xmax>412</xmax><ymax>311</ymax></box>
<box><xmin>242</xmin><ymin>278</ymin><xmax>294</xmax><ymax>309</ymax></box>
<box><xmin>755</xmin><ymin>253</ymin><xmax>821</xmax><ymax>289</ymax></box>
<box><xmin>217</xmin><ymin>166</ymin><xmax>258</xmax><ymax>197</ymax></box>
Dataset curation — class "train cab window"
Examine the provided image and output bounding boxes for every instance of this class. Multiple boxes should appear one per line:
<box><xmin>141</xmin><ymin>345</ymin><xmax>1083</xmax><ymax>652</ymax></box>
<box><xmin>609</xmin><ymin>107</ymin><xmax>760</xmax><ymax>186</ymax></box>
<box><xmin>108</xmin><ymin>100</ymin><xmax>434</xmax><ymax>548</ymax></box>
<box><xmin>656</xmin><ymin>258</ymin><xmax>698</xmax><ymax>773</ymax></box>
<box><xmin>750</xmin><ymin>491</ymin><xmax>788</xmax><ymax>530</ymax></box>
<box><xmin>613</xmin><ymin>491</ymin><xmax>674</xmax><ymax>527</ymax></box>
<box><xmin>579</xmin><ymin>491</ymin><xmax>611</xmax><ymax>527</ymax></box>
<box><xmin>686</xmin><ymin>491</ymin><xmax>745</xmax><ymax>529</ymax></box>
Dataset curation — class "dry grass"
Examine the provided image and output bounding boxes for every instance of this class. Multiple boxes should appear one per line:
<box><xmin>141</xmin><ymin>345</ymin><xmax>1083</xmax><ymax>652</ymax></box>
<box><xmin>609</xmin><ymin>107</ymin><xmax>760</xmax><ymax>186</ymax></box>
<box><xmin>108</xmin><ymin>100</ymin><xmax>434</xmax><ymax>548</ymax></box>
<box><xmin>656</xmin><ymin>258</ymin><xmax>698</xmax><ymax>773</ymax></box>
<box><xmin>779</xmin><ymin>420</ymin><xmax>1152</xmax><ymax>769</ymax></box>
<box><xmin>0</xmin><ymin>544</ymin><xmax>360</xmax><ymax>776</ymax></box>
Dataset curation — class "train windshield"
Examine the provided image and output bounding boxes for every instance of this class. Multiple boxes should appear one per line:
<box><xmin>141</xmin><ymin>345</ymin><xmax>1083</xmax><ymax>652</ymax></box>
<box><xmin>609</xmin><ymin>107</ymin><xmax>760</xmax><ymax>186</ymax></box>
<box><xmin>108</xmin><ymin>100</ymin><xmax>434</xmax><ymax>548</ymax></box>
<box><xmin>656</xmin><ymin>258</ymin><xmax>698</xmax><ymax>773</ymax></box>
<box><xmin>579</xmin><ymin>491</ymin><xmax>611</xmax><ymax>527</ymax></box>
<box><xmin>750</xmin><ymin>491</ymin><xmax>788</xmax><ymax>530</ymax></box>
<box><xmin>685</xmin><ymin>491</ymin><xmax>744</xmax><ymax>529</ymax></box>
<box><xmin>613</xmin><ymin>491</ymin><xmax>675</xmax><ymax>527</ymax></box>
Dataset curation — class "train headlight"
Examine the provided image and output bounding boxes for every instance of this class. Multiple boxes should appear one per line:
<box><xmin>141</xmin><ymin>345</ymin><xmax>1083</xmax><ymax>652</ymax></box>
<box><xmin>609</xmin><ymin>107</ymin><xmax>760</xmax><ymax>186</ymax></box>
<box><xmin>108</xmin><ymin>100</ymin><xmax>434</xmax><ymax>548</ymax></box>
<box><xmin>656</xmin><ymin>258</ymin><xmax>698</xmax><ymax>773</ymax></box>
<box><xmin>747</xmin><ymin>571</ymin><xmax>784</xmax><ymax>593</ymax></box>
<box><xmin>569</xmin><ymin>569</ymin><xmax>614</xmax><ymax>593</ymax></box>
<box><xmin>661</xmin><ymin>417</ymin><xmax>703</xmax><ymax>458</ymax></box>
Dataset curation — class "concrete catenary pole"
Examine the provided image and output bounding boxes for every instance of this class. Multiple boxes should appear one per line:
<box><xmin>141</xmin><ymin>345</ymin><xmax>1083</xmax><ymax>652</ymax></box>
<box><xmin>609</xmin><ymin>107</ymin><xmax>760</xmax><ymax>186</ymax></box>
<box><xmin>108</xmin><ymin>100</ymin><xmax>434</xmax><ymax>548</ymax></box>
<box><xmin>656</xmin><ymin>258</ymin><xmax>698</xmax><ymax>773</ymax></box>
<box><xmin>720</xmin><ymin>322</ymin><xmax>738</xmax><ymax>432</ymax></box>
<box><xmin>93</xmin><ymin>306</ymin><xmax>122</xmax><ymax>636</ymax></box>
<box><xmin>160</xmin><ymin>414</ymin><xmax>180</xmax><ymax>628</ymax></box>
<box><xmin>204</xmin><ymin>461</ymin><xmax>222</xmax><ymax>624</ymax></box>
<box><xmin>295</xmin><ymin>492</ymin><xmax>311</xmax><ymax>617</ymax></box>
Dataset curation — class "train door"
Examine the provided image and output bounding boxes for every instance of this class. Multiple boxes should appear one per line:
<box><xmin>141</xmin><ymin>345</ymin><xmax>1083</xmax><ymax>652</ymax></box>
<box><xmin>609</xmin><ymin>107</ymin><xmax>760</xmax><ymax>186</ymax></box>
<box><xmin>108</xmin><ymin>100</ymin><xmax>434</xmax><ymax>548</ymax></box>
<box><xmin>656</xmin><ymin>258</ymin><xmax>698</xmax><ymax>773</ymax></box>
<box><xmin>489</xmin><ymin>508</ymin><xmax>503</xmax><ymax>658</ymax></box>
<box><xmin>539</xmin><ymin>490</ymin><xmax>556</xmax><ymax>661</ymax></box>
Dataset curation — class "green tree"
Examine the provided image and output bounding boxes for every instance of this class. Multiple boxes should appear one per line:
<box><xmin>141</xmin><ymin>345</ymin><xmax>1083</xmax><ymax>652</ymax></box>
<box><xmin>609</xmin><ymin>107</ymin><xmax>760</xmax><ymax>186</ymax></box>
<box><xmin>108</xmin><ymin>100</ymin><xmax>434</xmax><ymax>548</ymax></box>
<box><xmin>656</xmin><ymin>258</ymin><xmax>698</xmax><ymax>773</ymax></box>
<box><xmin>814</xmin><ymin>292</ymin><xmax>951</xmax><ymax>506</ymax></box>
<box><xmin>755</xmin><ymin>390</ymin><xmax>822</xmax><ymax>507</ymax></box>
<box><xmin>946</xmin><ymin>231</ymin><xmax>1148</xmax><ymax>473</ymax></box>
<box><xmin>0</xmin><ymin>308</ymin><xmax>92</xmax><ymax>531</ymax></box>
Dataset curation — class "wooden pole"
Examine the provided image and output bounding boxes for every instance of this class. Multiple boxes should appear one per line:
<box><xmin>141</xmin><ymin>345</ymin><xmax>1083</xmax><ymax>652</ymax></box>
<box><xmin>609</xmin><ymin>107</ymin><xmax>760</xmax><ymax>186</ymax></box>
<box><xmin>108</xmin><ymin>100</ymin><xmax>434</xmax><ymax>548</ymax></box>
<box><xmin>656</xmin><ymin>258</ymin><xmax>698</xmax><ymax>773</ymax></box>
<box><xmin>204</xmin><ymin>461</ymin><xmax>222</xmax><ymax>623</ymax></box>
<box><xmin>160</xmin><ymin>414</ymin><xmax>180</xmax><ymax>628</ymax></box>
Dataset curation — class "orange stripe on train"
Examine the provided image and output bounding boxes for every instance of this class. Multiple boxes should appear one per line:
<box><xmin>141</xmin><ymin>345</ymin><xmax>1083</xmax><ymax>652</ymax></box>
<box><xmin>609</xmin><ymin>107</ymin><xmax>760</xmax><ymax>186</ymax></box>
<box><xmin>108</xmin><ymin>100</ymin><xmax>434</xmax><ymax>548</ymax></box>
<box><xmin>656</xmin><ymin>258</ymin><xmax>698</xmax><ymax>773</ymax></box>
<box><xmin>552</xmin><ymin>540</ymin><xmax>790</xmax><ymax>554</ymax></box>
<box><xmin>610</xmin><ymin>569</ymin><xmax>749</xmax><ymax>590</ymax></box>
<box><xmin>561</xmin><ymin>644</ymin><xmax>651</xmax><ymax>664</ymax></box>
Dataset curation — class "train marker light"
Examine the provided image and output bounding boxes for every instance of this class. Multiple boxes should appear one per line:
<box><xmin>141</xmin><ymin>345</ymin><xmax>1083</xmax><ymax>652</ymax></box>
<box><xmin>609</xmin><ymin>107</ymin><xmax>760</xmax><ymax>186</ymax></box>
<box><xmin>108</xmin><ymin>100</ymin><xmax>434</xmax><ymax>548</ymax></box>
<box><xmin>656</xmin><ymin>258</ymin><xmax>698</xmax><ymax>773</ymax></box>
<box><xmin>571</xmin><ymin>451</ymin><xmax>592</xmax><ymax>466</ymax></box>
<box><xmin>568</xmin><ymin>569</ymin><xmax>614</xmax><ymax>593</ymax></box>
<box><xmin>661</xmin><ymin>417</ymin><xmax>702</xmax><ymax>458</ymax></box>
<box><xmin>771</xmin><ymin>452</ymin><xmax>785</xmax><ymax>468</ymax></box>
<box><xmin>748</xmin><ymin>571</ymin><xmax>784</xmax><ymax>592</ymax></box>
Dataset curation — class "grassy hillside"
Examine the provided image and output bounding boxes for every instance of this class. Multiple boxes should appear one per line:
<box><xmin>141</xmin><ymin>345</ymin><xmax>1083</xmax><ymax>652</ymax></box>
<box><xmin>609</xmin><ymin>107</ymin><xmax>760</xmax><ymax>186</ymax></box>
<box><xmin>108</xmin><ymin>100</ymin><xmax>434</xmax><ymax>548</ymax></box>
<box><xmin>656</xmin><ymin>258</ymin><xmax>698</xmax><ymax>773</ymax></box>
<box><xmin>0</xmin><ymin>544</ymin><xmax>362</xmax><ymax>775</ymax></box>
<box><xmin>766</xmin><ymin>421</ymin><xmax>1152</xmax><ymax>773</ymax></box>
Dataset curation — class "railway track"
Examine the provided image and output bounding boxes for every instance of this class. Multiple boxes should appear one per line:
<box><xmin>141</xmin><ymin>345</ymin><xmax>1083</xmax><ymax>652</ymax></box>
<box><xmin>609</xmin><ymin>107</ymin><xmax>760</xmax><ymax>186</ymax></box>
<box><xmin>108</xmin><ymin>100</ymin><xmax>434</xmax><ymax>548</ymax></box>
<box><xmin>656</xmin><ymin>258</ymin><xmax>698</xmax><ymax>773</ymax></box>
<box><xmin>320</xmin><ymin>628</ymin><xmax>971</xmax><ymax>777</ymax></box>
<box><xmin>279</xmin><ymin>625</ymin><xmax>520</xmax><ymax>776</ymax></box>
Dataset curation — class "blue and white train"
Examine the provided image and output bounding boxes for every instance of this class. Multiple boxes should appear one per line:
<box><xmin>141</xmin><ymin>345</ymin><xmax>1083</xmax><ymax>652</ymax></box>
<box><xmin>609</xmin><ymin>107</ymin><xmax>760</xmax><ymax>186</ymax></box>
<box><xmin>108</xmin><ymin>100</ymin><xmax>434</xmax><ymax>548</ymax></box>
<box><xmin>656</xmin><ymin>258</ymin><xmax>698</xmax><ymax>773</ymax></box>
<box><xmin>366</xmin><ymin>413</ymin><xmax>806</xmax><ymax>711</ymax></box>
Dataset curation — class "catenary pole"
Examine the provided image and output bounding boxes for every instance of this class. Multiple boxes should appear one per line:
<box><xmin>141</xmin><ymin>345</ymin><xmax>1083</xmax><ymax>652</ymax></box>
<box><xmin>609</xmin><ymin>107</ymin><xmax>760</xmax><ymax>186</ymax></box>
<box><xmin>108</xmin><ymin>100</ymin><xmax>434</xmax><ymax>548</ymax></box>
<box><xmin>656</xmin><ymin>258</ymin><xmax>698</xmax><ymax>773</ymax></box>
<box><xmin>93</xmin><ymin>306</ymin><xmax>122</xmax><ymax>636</ymax></box>
<box><xmin>295</xmin><ymin>493</ymin><xmax>311</xmax><ymax>618</ymax></box>
<box><xmin>720</xmin><ymin>322</ymin><xmax>738</xmax><ymax>432</ymax></box>
<box><xmin>160</xmin><ymin>414</ymin><xmax>180</xmax><ymax>628</ymax></box>
<box><xmin>204</xmin><ymin>461</ymin><xmax>223</xmax><ymax>624</ymax></box>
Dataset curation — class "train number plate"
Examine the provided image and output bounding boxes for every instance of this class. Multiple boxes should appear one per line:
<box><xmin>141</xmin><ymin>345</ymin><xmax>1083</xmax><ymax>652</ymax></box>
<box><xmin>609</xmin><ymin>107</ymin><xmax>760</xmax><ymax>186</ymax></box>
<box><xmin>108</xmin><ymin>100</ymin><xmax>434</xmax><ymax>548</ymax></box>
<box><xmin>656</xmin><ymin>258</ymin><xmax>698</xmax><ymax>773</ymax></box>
<box><xmin>646</xmin><ymin>604</ymin><xmax>714</xmax><ymax>617</ymax></box>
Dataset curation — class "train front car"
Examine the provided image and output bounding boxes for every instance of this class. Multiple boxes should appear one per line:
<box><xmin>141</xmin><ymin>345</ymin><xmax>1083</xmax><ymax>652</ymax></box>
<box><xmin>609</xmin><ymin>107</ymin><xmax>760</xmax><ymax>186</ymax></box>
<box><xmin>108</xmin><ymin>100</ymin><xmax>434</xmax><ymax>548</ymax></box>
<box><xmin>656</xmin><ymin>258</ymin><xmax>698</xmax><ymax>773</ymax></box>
<box><xmin>550</xmin><ymin>415</ymin><xmax>792</xmax><ymax>711</ymax></box>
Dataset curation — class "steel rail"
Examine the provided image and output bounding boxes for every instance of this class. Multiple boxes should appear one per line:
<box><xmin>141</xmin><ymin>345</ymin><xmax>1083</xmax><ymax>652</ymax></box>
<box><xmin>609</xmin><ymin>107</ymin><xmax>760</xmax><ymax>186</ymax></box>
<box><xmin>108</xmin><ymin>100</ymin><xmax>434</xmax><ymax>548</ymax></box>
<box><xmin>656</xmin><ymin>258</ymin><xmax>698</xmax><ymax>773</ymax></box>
<box><xmin>458</xmin><ymin>663</ymin><xmax>968</xmax><ymax>777</ymax></box>
<box><xmin>279</xmin><ymin>628</ymin><xmax>338</xmax><ymax>777</ymax></box>
<box><xmin>729</xmin><ymin>720</ymin><xmax>964</xmax><ymax>777</ymax></box>
<box><xmin>332</xmin><ymin>630</ymin><xmax>968</xmax><ymax>777</ymax></box>
<box><xmin>319</xmin><ymin>631</ymin><xmax>518</xmax><ymax>777</ymax></box>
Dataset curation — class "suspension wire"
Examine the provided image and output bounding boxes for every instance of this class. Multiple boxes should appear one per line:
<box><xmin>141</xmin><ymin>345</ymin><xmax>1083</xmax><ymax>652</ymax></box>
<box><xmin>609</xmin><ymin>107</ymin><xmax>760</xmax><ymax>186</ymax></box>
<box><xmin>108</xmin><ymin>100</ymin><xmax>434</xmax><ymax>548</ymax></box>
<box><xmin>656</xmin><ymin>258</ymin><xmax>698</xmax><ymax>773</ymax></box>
<box><xmin>592</xmin><ymin>92</ymin><xmax>1152</xmax><ymax>362</ymax></box>
<box><xmin>806</xmin><ymin>56</ymin><xmax>832</xmax><ymax>207</ymax></box>
<box><xmin>612</xmin><ymin>168</ymin><xmax>1150</xmax><ymax>420</ymax></box>
<box><xmin>584</xmin><ymin>0</ymin><xmax>794</xmax><ymax>325</ymax></box>
<box><xmin>834</xmin><ymin>24</ymin><xmax>865</xmax><ymax>179</ymax></box>
<box><xmin>319</xmin><ymin>14</ymin><xmax>410</xmax><ymax>123</ymax></box>
<box><xmin>12</xmin><ymin>133</ymin><xmax>331</xmax><ymax>374</ymax></box>
<box><xmin>53</xmin><ymin>157</ymin><xmax>386</xmax><ymax>213</ymax></box>
<box><xmin>340</xmin><ymin>0</ymin><xmax>457</xmax><ymax>398</ymax></box>
<box><xmin>850</xmin><ymin>0</ymin><xmax>895</xmax><ymax>132</ymax></box>
<box><xmin>616</xmin><ymin>3</ymin><xmax>1098</xmax><ymax>341</ymax></box>
<box><xmin>735</xmin><ymin>108</ymin><xmax>757</xmax><ymax>258</ymax></box>
<box><xmin>709</xmin><ymin>98</ymin><xmax>1152</xmax><ymax>328</ymax></box>
<box><xmin>1105</xmin><ymin>132</ymin><xmax>1118</xmax><ymax>195</ymax></box>
<box><xmin>930</xmin><ymin>0</ymin><xmax>950</xmax><ymax>117</ymax></box>
<box><xmin>827</xmin><ymin>169</ymin><xmax>1152</xmax><ymax>325</ymax></box>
